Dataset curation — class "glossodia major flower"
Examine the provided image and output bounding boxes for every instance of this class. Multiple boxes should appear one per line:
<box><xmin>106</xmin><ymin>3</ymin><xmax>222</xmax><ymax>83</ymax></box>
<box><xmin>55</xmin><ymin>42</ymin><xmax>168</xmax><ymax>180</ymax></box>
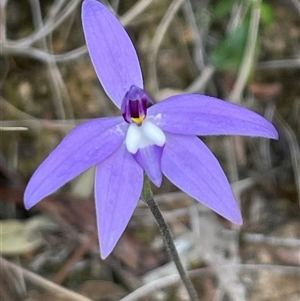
<box><xmin>24</xmin><ymin>0</ymin><xmax>278</xmax><ymax>259</ymax></box>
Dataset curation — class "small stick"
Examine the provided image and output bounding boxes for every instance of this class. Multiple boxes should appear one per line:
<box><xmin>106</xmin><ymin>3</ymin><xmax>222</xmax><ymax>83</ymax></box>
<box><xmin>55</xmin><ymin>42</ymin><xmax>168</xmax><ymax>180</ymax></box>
<box><xmin>141</xmin><ymin>176</ymin><xmax>199</xmax><ymax>301</ymax></box>
<box><xmin>0</xmin><ymin>257</ymin><xmax>93</xmax><ymax>301</ymax></box>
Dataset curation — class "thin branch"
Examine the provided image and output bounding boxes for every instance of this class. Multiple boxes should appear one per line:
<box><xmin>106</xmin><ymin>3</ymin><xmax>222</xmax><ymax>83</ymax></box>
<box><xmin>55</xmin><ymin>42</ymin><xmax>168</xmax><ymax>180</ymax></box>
<box><xmin>120</xmin><ymin>264</ymin><xmax>299</xmax><ymax>301</ymax></box>
<box><xmin>274</xmin><ymin>111</ymin><xmax>300</xmax><ymax>205</ymax></box>
<box><xmin>0</xmin><ymin>257</ymin><xmax>93</xmax><ymax>301</ymax></box>
<box><xmin>229</xmin><ymin>0</ymin><xmax>261</xmax><ymax>104</ymax></box>
<box><xmin>143</xmin><ymin>196</ymin><xmax>199</xmax><ymax>301</ymax></box>
<box><xmin>121</xmin><ymin>0</ymin><xmax>153</xmax><ymax>26</ymax></box>
<box><xmin>148</xmin><ymin>0</ymin><xmax>185</xmax><ymax>93</ymax></box>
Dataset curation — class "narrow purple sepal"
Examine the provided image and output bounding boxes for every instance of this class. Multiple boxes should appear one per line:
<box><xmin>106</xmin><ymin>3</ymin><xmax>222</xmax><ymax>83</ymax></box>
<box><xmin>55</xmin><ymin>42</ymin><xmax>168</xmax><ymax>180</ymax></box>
<box><xmin>148</xmin><ymin>94</ymin><xmax>278</xmax><ymax>139</ymax></box>
<box><xmin>133</xmin><ymin>145</ymin><xmax>163</xmax><ymax>187</ymax></box>
<box><xmin>82</xmin><ymin>0</ymin><xmax>143</xmax><ymax>108</ymax></box>
<box><xmin>24</xmin><ymin>117</ymin><xmax>126</xmax><ymax>209</ymax></box>
<box><xmin>95</xmin><ymin>144</ymin><xmax>143</xmax><ymax>259</ymax></box>
<box><xmin>161</xmin><ymin>133</ymin><xmax>243</xmax><ymax>224</ymax></box>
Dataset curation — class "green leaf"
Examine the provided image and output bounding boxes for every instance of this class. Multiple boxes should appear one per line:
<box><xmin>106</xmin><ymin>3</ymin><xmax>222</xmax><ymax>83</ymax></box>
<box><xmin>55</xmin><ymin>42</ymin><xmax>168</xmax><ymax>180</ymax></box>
<box><xmin>210</xmin><ymin>21</ymin><xmax>249</xmax><ymax>71</ymax></box>
<box><xmin>213</xmin><ymin>0</ymin><xmax>237</xmax><ymax>18</ymax></box>
<box><xmin>260</xmin><ymin>2</ymin><xmax>274</xmax><ymax>27</ymax></box>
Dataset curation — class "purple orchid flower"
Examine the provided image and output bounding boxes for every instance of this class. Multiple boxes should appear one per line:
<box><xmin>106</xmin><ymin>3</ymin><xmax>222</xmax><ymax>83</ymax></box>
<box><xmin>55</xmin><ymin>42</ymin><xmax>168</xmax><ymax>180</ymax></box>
<box><xmin>24</xmin><ymin>0</ymin><xmax>278</xmax><ymax>259</ymax></box>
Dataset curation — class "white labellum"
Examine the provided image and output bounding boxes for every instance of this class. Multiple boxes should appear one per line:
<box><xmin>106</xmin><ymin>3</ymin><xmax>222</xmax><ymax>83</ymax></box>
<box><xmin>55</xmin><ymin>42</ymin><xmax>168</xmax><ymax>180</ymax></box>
<box><xmin>125</xmin><ymin>120</ymin><xmax>166</xmax><ymax>154</ymax></box>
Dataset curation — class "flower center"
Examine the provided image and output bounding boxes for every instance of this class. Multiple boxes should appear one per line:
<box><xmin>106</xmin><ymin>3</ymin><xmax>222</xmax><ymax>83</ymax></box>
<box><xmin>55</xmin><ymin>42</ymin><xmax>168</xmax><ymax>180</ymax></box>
<box><xmin>122</xmin><ymin>85</ymin><xmax>166</xmax><ymax>154</ymax></box>
<box><xmin>121</xmin><ymin>85</ymin><xmax>153</xmax><ymax>125</ymax></box>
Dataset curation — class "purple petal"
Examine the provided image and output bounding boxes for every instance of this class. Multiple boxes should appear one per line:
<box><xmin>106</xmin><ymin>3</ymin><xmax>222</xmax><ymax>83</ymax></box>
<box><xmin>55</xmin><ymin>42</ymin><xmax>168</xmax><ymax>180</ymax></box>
<box><xmin>161</xmin><ymin>133</ymin><xmax>243</xmax><ymax>224</ymax></box>
<box><xmin>133</xmin><ymin>145</ymin><xmax>163</xmax><ymax>187</ymax></box>
<box><xmin>95</xmin><ymin>144</ymin><xmax>143</xmax><ymax>259</ymax></box>
<box><xmin>148</xmin><ymin>94</ymin><xmax>278</xmax><ymax>139</ymax></box>
<box><xmin>24</xmin><ymin>117</ymin><xmax>126</xmax><ymax>209</ymax></box>
<box><xmin>82</xmin><ymin>0</ymin><xmax>143</xmax><ymax>108</ymax></box>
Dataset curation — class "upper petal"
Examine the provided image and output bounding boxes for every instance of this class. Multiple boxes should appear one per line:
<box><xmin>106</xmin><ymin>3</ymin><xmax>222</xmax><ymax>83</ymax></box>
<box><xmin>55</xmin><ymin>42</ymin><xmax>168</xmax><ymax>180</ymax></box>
<box><xmin>148</xmin><ymin>94</ymin><xmax>278</xmax><ymax>139</ymax></box>
<box><xmin>161</xmin><ymin>133</ymin><xmax>242</xmax><ymax>224</ymax></box>
<box><xmin>24</xmin><ymin>117</ymin><xmax>127</xmax><ymax>209</ymax></box>
<box><xmin>82</xmin><ymin>0</ymin><xmax>143</xmax><ymax>108</ymax></box>
<box><xmin>95</xmin><ymin>144</ymin><xmax>143</xmax><ymax>259</ymax></box>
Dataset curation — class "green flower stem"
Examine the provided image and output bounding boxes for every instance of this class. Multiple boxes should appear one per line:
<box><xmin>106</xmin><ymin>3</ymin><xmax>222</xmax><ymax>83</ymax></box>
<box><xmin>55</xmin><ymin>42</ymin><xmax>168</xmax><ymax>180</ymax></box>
<box><xmin>141</xmin><ymin>176</ymin><xmax>199</xmax><ymax>301</ymax></box>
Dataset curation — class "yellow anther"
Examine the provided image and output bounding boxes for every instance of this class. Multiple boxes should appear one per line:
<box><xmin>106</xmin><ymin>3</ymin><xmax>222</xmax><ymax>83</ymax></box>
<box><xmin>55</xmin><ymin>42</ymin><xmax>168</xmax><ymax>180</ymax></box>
<box><xmin>131</xmin><ymin>115</ymin><xmax>145</xmax><ymax>124</ymax></box>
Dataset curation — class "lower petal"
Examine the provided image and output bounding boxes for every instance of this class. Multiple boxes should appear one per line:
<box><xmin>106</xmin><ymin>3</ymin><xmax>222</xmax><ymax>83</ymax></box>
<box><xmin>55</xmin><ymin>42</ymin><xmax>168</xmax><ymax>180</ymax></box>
<box><xmin>161</xmin><ymin>133</ymin><xmax>242</xmax><ymax>224</ymax></box>
<box><xmin>133</xmin><ymin>145</ymin><xmax>163</xmax><ymax>187</ymax></box>
<box><xmin>95</xmin><ymin>144</ymin><xmax>143</xmax><ymax>259</ymax></box>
